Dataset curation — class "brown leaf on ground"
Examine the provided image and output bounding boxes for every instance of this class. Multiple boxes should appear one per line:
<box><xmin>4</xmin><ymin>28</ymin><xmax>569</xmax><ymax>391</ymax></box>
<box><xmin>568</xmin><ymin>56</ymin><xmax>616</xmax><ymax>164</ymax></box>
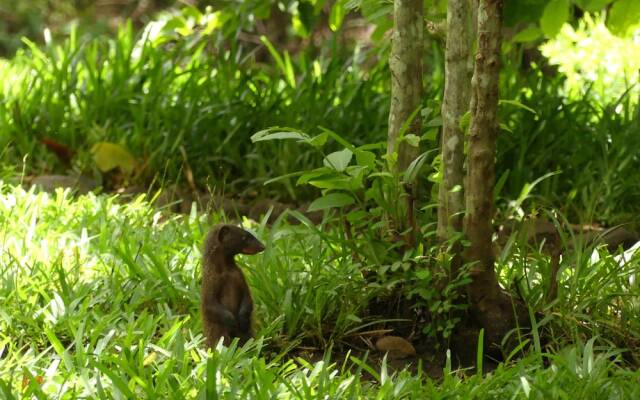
<box><xmin>40</xmin><ymin>137</ymin><xmax>75</xmax><ymax>164</ymax></box>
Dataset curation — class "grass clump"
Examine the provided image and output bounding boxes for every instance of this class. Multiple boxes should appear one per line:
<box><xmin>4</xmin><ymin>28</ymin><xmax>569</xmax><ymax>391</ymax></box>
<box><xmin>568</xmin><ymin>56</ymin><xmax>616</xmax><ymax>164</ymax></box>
<box><xmin>498</xmin><ymin>66</ymin><xmax>640</xmax><ymax>225</ymax></box>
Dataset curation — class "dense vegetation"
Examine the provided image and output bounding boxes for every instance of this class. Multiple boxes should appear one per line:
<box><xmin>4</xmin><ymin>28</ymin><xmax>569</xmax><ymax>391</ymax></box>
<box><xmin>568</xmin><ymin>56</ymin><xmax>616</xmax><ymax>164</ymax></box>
<box><xmin>2</xmin><ymin>8</ymin><xmax>639</xmax><ymax>220</ymax></box>
<box><xmin>1</xmin><ymin>185</ymin><xmax>639</xmax><ymax>398</ymax></box>
<box><xmin>1</xmin><ymin>1</ymin><xmax>639</xmax><ymax>398</ymax></box>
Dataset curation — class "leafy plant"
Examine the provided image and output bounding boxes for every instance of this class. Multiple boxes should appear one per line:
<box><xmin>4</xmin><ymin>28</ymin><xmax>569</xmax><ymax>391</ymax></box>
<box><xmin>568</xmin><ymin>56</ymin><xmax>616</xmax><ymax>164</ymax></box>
<box><xmin>251</xmin><ymin>125</ymin><xmax>472</xmax><ymax>343</ymax></box>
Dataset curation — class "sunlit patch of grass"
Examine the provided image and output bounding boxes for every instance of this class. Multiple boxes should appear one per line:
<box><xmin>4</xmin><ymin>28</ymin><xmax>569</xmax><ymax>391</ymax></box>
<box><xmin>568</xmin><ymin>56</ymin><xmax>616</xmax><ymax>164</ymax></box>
<box><xmin>1</xmin><ymin>183</ymin><xmax>640</xmax><ymax>398</ymax></box>
<box><xmin>0</xmin><ymin>183</ymin><xmax>374</xmax><ymax>397</ymax></box>
<box><xmin>0</xmin><ymin>186</ymin><xmax>203</xmax><ymax>397</ymax></box>
<box><xmin>540</xmin><ymin>13</ymin><xmax>640</xmax><ymax>107</ymax></box>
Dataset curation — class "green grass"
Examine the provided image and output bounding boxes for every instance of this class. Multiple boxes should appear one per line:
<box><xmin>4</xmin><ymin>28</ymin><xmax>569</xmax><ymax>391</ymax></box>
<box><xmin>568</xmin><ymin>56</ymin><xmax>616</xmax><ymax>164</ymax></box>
<box><xmin>1</xmin><ymin>183</ymin><xmax>639</xmax><ymax>398</ymax></box>
<box><xmin>0</xmin><ymin>182</ymin><xmax>371</xmax><ymax>397</ymax></box>
<box><xmin>498</xmin><ymin>64</ymin><xmax>640</xmax><ymax>226</ymax></box>
<box><xmin>2</xmin><ymin>9</ymin><xmax>639</xmax><ymax>225</ymax></box>
<box><xmin>0</xmin><ymin>17</ymin><xmax>389</xmax><ymax>200</ymax></box>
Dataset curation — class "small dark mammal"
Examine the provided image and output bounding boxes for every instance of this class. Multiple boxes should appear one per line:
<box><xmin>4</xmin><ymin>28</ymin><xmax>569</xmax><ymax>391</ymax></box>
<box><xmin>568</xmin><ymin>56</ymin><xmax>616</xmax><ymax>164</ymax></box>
<box><xmin>201</xmin><ymin>224</ymin><xmax>265</xmax><ymax>348</ymax></box>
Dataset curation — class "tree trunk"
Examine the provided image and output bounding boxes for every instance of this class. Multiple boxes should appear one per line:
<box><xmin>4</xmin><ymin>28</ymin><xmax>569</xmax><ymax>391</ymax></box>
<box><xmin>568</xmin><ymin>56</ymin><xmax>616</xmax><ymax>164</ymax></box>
<box><xmin>437</xmin><ymin>0</ymin><xmax>472</xmax><ymax>243</ymax></box>
<box><xmin>387</xmin><ymin>0</ymin><xmax>423</xmax><ymax>172</ymax></box>
<box><xmin>464</xmin><ymin>0</ymin><xmax>523</xmax><ymax>351</ymax></box>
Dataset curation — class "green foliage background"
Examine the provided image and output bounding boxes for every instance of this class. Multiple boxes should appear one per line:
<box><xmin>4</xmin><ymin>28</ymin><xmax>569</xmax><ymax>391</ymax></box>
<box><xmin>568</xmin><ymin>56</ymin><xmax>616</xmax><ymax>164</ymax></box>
<box><xmin>1</xmin><ymin>1</ymin><xmax>640</xmax><ymax>397</ymax></box>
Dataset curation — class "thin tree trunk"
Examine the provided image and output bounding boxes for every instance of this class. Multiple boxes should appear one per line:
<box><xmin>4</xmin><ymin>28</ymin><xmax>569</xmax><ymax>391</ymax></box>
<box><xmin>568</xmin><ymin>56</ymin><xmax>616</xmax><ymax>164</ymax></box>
<box><xmin>387</xmin><ymin>0</ymin><xmax>423</xmax><ymax>172</ymax></box>
<box><xmin>464</xmin><ymin>0</ymin><xmax>522</xmax><ymax>350</ymax></box>
<box><xmin>437</xmin><ymin>0</ymin><xmax>472</xmax><ymax>243</ymax></box>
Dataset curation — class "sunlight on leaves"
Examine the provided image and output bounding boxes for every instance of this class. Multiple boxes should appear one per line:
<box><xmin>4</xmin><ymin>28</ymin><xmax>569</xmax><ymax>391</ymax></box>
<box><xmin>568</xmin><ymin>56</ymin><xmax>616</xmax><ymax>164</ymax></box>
<box><xmin>541</xmin><ymin>13</ymin><xmax>640</xmax><ymax>106</ymax></box>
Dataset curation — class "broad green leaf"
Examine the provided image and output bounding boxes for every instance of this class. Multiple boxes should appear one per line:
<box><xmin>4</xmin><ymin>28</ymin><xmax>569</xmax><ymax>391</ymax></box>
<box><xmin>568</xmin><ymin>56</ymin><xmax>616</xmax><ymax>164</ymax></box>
<box><xmin>251</xmin><ymin>128</ymin><xmax>310</xmax><ymax>142</ymax></box>
<box><xmin>428</xmin><ymin>169</ymin><xmax>442</xmax><ymax>184</ymax></box>
<box><xmin>202</xmin><ymin>11</ymin><xmax>223</xmax><ymax>34</ymax></box>
<box><xmin>323</xmin><ymin>149</ymin><xmax>353</xmax><ymax>171</ymax></box>
<box><xmin>425</xmin><ymin>116</ymin><xmax>442</xmax><ymax>128</ymax></box>
<box><xmin>309</xmin><ymin>178</ymin><xmax>352</xmax><ymax>190</ymax></box>
<box><xmin>504</xmin><ymin>0</ymin><xmax>547</xmax><ymax>26</ymax></box>
<box><xmin>91</xmin><ymin>142</ymin><xmax>135</xmax><ymax>174</ymax></box>
<box><xmin>346</xmin><ymin>166</ymin><xmax>366</xmax><ymax>190</ymax></box>
<box><xmin>346</xmin><ymin>165</ymin><xmax>368</xmax><ymax>178</ymax></box>
<box><xmin>512</xmin><ymin>26</ymin><xmax>543</xmax><ymax>43</ymax></box>
<box><xmin>182</xmin><ymin>6</ymin><xmax>202</xmax><ymax>20</ymax></box>
<box><xmin>295</xmin><ymin>1</ymin><xmax>316</xmax><ymax>37</ymax></box>
<box><xmin>308</xmin><ymin>132</ymin><xmax>329</xmax><ymax>147</ymax></box>
<box><xmin>355</xmin><ymin>150</ymin><xmax>376</xmax><ymax>169</ymax></box>
<box><xmin>607</xmin><ymin>0</ymin><xmax>640</xmax><ymax>36</ymax></box>
<box><xmin>308</xmin><ymin>192</ymin><xmax>355</xmax><ymax>211</ymax></box>
<box><xmin>360</xmin><ymin>0</ymin><xmax>393</xmax><ymax>21</ymax></box>
<box><xmin>314</xmin><ymin>0</ymin><xmax>329</xmax><ymax>13</ymax></box>
<box><xmin>403</xmin><ymin>134</ymin><xmax>420</xmax><ymax>147</ymax></box>
<box><xmin>297</xmin><ymin>167</ymin><xmax>333</xmax><ymax>185</ymax></box>
<box><xmin>422</xmin><ymin>128</ymin><xmax>438</xmax><ymax>142</ymax></box>
<box><xmin>371</xmin><ymin>19</ymin><xmax>393</xmax><ymax>41</ymax></box>
<box><xmin>540</xmin><ymin>0</ymin><xmax>570</xmax><ymax>38</ymax></box>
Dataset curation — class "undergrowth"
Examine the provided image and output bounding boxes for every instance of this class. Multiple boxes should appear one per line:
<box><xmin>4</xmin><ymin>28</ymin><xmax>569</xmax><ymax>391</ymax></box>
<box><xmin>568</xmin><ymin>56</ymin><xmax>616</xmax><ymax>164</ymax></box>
<box><xmin>0</xmin><ymin>12</ymin><xmax>389</xmax><ymax>200</ymax></box>
<box><xmin>1</xmin><ymin>8</ymin><xmax>639</xmax><ymax>225</ymax></box>
<box><xmin>1</xmin><ymin>183</ymin><xmax>639</xmax><ymax>398</ymax></box>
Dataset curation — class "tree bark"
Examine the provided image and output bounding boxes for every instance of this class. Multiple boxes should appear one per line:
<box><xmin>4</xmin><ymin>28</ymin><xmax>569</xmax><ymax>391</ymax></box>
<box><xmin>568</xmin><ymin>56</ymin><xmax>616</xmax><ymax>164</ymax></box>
<box><xmin>437</xmin><ymin>0</ymin><xmax>472</xmax><ymax>242</ymax></box>
<box><xmin>387</xmin><ymin>0</ymin><xmax>423</xmax><ymax>172</ymax></box>
<box><xmin>464</xmin><ymin>0</ymin><xmax>522</xmax><ymax>350</ymax></box>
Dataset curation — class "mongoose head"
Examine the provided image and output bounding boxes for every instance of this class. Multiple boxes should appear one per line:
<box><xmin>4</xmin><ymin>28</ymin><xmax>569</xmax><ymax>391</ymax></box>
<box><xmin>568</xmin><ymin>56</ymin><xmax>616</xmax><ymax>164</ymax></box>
<box><xmin>207</xmin><ymin>224</ymin><xmax>265</xmax><ymax>256</ymax></box>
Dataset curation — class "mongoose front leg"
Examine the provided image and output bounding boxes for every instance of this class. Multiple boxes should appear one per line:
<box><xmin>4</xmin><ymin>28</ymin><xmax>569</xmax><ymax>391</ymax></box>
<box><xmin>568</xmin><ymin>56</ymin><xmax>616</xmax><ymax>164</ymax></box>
<box><xmin>206</xmin><ymin>302</ymin><xmax>238</xmax><ymax>333</ymax></box>
<box><xmin>237</xmin><ymin>292</ymin><xmax>253</xmax><ymax>337</ymax></box>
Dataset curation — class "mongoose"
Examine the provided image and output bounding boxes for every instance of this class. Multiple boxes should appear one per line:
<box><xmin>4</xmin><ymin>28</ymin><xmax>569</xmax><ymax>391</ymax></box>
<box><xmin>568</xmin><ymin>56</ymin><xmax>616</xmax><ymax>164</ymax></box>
<box><xmin>201</xmin><ymin>224</ymin><xmax>264</xmax><ymax>348</ymax></box>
